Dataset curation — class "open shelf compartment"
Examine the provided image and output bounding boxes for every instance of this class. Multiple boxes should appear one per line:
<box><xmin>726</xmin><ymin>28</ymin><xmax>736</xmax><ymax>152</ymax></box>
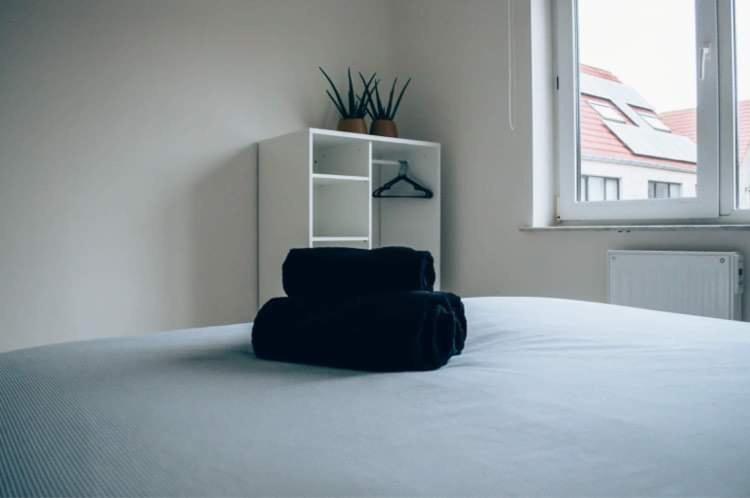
<box><xmin>313</xmin><ymin>141</ymin><xmax>370</xmax><ymax>177</ymax></box>
<box><xmin>371</xmin><ymin>144</ymin><xmax>440</xmax><ymax>285</ymax></box>
<box><xmin>313</xmin><ymin>178</ymin><xmax>371</xmax><ymax>245</ymax></box>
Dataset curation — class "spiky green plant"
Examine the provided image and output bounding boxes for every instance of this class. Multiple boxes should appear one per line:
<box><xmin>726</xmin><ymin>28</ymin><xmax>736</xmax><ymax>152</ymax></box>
<box><xmin>367</xmin><ymin>77</ymin><xmax>412</xmax><ymax>121</ymax></box>
<box><xmin>319</xmin><ymin>67</ymin><xmax>376</xmax><ymax>119</ymax></box>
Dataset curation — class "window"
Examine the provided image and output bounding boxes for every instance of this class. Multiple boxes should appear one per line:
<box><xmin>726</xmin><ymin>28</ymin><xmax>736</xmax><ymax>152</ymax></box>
<box><xmin>736</xmin><ymin>0</ymin><xmax>750</xmax><ymax>209</ymax></box>
<box><xmin>554</xmin><ymin>0</ymin><xmax>748</xmax><ymax>222</ymax></box>
<box><xmin>640</xmin><ymin>114</ymin><xmax>671</xmax><ymax>132</ymax></box>
<box><xmin>648</xmin><ymin>181</ymin><xmax>683</xmax><ymax>199</ymax></box>
<box><xmin>581</xmin><ymin>175</ymin><xmax>620</xmax><ymax>201</ymax></box>
<box><xmin>589</xmin><ymin>101</ymin><xmax>627</xmax><ymax>123</ymax></box>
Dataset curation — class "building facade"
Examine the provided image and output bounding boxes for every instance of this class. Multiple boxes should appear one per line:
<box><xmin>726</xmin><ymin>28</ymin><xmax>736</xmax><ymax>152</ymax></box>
<box><xmin>579</xmin><ymin>65</ymin><xmax>749</xmax><ymax>205</ymax></box>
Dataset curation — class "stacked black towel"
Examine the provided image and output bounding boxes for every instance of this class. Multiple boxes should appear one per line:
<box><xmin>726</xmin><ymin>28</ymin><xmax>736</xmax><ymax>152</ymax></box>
<box><xmin>282</xmin><ymin>246</ymin><xmax>436</xmax><ymax>297</ymax></box>
<box><xmin>252</xmin><ymin>247</ymin><xmax>467</xmax><ymax>372</ymax></box>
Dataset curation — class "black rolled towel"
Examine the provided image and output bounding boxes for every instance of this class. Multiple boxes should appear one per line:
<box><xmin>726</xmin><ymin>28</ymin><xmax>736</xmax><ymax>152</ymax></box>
<box><xmin>282</xmin><ymin>247</ymin><xmax>436</xmax><ymax>298</ymax></box>
<box><xmin>441</xmin><ymin>292</ymin><xmax>467</xmax><ymax>354</ymax></box>
<box><xmin>252</xmin><ymin>292</ymin><xmax>466</xmax><ymax>372</ymax></box>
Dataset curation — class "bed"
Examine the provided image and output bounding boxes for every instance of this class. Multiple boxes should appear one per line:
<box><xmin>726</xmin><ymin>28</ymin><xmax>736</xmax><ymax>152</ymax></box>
<box><xmin>1</xmin><ymin>297</ymin><xmax>749</xmax><ymax>497</ymax></box>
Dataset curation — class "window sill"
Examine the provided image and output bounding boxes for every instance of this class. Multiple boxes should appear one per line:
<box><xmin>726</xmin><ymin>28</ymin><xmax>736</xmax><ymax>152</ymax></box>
<box><xmin>520</xmin><ymin>224</ymin><xmax>750</xmax><ymax>233</ymax></box>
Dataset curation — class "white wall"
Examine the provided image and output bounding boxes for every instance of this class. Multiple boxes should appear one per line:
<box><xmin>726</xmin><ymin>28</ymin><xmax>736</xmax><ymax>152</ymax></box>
<box><xmin>0</xmin><ymin>0</ymin><xmax>394</xmax><ymax>352</ymax></box>
<box><xmin>392</xmin><ymin>0</ymin><xmax>750</xmax><ymax>319</ymax></box>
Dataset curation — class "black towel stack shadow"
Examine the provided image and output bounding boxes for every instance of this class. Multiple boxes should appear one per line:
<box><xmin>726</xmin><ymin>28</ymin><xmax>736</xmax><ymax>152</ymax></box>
<box><xmin>252</xmin><ymin>247</ymin><xmax>467</xmax><ymax>372</ymax></box>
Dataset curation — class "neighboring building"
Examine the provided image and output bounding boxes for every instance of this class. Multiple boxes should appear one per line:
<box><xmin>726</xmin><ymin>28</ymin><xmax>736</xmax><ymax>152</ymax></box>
<box><xmin>579</xmin><ymin>65</ymin><xmax>750</xmax><ymax>204</ymax></box>
<box><xmin>661</xmin><ymin>100</ymin><xmax>750</xmax><ymax>208</ymax></box>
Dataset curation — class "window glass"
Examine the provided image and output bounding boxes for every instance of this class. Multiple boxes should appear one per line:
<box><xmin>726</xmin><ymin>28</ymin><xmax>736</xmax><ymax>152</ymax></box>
<box><xmin>649</xmin><ymin>181</ymin><xmax>682</xmax><ymax>199</ymax></box>
<box><xmin>578</xmin><ymin>0</ymin><xmax>698</xmax><ymax>202</ymax></box>
<box><xmin>656</xmin><ymin>182</ymin><xmax>669</xmax><ymax>199</ymax></box>
<box><xmin>587</xmin><ymin>176</ymin><xmax>605</xmax><ymax>201</ymax></box>
<box><xmin>605</xmin><ymin>178</ymin><xmax>619</xmax><ymax>200</ymax></box>
<box><xmin>581</xmin><ymin>176</ymin><xmax>620</xmax><ymax>201</ymax></box>
<box><xmin>737</xmin><ymin>0</ymin><xmax>750</xmax><ymax>209</ymax></box>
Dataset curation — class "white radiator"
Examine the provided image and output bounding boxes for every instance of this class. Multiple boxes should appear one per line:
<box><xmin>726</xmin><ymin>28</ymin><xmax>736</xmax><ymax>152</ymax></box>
<box><xmin>608</xmin><ymin>250</ymin><xmax>744</xmax><ymax>321</ymax></box>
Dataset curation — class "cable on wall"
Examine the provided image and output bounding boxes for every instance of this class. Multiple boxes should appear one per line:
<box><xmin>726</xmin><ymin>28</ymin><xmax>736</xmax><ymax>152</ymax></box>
<box><xmin>507</xmin><ymin>0</ymin><xmax>516</xmax><ymax>132</ymax></box>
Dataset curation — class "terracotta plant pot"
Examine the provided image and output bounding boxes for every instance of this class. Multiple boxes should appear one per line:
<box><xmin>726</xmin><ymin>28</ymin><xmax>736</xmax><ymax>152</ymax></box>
<box><xmin>370</xmin><ymin>120</ymin><xmax>399</xmax><ymax>138</ymax></box>
<box><xmin>337</xmin><ymin>118</ymin><xmax>368</xmax><ymax>134</ymax></box>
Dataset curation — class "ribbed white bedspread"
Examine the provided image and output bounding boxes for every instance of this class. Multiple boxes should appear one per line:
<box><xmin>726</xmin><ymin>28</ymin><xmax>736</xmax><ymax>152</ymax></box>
<box><xmin>1</xmin><ymin>297</ymin><xmax>749</xmax><ymax>497</ymax></box>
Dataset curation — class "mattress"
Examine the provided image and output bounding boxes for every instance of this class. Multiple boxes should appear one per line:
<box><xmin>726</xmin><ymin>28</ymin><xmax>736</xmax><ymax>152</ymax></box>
<box><xmin>1</xmin><ymin>297</ymin><xmax>749</xmax><ymax>497</ymax></box>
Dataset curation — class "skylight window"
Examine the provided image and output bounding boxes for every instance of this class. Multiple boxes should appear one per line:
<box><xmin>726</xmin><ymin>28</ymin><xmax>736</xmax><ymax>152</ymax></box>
<box><xmin>588</xmin><ymin>101</ymin><xmax>627</xmax><ymax>123</ymax></box>
<box><xmin>640</xmin><ymin>114</ymin><xmax>671</xmax><ymax>132</ymax></box>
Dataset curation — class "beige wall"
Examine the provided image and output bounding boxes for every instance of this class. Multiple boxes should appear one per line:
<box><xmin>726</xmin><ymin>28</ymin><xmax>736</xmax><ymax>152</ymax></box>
<box><xmin>0</xmin><ymin>0</ymin><xmax>394</xmax><ymax>352</ymax></box>
<box><xmin>392</xmin><ymin>0</ymin><xmax>750</xmax><ymax>319</ymax></box>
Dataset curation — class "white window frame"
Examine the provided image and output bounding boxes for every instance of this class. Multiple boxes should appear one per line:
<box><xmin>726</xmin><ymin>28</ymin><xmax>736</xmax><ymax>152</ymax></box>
<box><xmin>555</xmin><ymin>0</ymin><xmax>729</xmax><ymax>222</ymax></box>
<box><xmin>718</xmin><ymin>0</ymin><xmax>739</xmax><ymax>216</ymax></box>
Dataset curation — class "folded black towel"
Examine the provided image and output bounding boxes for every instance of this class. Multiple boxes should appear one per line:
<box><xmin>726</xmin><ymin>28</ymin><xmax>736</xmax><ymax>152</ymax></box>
<box><xmin>252</xmin><ymin>291</ymin><xmax>466</xmax><ymax>372</ymax></box>
<box><xmin>282</xmin><ymin>247</ymin><xmax>436</xmax><ymax>298</ymax></box>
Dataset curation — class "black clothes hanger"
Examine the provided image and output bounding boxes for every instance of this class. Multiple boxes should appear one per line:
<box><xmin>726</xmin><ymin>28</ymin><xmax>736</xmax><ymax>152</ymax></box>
<box><xmin>373</xmin><ymin>160</ymin><xmax>434</xmax><ymax>199</ymax></box>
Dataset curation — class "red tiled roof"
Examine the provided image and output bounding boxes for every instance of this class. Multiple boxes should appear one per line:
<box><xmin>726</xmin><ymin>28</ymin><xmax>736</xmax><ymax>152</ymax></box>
<box><xmin>659</xmin><ymin>108</ymin><xmax>697</xmax><ymax>143</ymax></box>
<box><xmin>580</xmin><ymin>64</ymin><xmax>622</xmax><ymax>83</ymax></box>
<box><xmin>581</xmin><ymin>65</ymin><xmax>749</xmax><ymax>173</ymax></box>
<box><xmin>580</xmin><ymin>94</ymin><xmax>696</xmax><ymax>171</ymax></box>
<box><xmin>661</xmin><ymin>101</ymin><xmax>750</xmax><ymax>164</ymax></box>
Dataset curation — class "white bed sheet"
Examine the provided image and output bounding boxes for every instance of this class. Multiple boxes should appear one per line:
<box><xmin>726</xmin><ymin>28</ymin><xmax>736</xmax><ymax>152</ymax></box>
<box><xmin>1</xmin><ymin>297</ymin><xmax>749</xmax><ymax>497</ymax></box>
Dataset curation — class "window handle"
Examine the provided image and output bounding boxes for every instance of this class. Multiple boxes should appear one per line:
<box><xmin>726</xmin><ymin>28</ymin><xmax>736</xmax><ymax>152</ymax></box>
<box><xmin>700</xmin><ymin>45</ymin><xmax>711</xmax><ymax>81</ymax></box>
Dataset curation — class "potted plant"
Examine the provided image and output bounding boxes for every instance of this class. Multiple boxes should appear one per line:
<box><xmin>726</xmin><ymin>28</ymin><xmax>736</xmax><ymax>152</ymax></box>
<box><xmin>367</xmin><ymin>77</ymin><xmax>412</xmax><ymax>138</ymax></box>
<box><xmin>320</xmin><ymin>67</ymin><xmax>376</xmax><ymax>134</ymax></box>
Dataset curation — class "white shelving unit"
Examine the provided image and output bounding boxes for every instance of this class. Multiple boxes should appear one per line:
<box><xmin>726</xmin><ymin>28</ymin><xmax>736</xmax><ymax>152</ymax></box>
<box><xmin>258</xmin><ymin>128</ymin><xmax>441</xmax><ymax>305</ymax></box>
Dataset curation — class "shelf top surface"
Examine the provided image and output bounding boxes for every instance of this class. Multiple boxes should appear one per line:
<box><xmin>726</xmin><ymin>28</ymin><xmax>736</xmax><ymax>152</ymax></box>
<box><xmin>309</xmin><ymin>128</ymin><xmax>440</xmax><ymax>149</ymax></box>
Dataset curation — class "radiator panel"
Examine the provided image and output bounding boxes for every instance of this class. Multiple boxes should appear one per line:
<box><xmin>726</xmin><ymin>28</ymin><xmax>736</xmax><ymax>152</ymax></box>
<box><xmin>608</xmin><ymin>251</ymin><xmax>744</xmax><ymax>321</ymax></box>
